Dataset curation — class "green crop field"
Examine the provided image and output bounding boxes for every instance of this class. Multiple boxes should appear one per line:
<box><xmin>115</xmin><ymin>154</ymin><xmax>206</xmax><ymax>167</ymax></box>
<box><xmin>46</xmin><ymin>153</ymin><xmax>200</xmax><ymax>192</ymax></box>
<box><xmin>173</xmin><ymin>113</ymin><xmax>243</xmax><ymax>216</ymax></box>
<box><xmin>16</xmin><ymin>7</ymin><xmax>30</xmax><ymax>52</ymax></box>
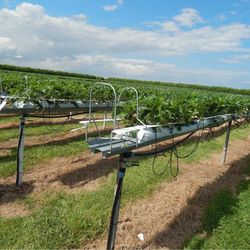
<box><xmin>0</xmin><ymin>64</ymin><xmax>249</xmax><ymax>249</ymax></box>
<box><xmin>1</xmin><ymin>64</ymin><xmax>249</xmax><ymax>124</ymax></box>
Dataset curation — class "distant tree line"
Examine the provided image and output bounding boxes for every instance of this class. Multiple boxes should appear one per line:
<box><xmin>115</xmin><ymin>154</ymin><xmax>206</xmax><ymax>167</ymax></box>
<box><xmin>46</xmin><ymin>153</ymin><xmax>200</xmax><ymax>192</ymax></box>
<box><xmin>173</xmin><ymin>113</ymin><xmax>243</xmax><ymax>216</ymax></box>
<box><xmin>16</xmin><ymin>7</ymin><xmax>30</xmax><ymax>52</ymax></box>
<box><xmin>0</xmin><ymin>64</ymin><xmax>104</xmax><ymax>80</ymax></box>
<box><xmin>0</xmin><ymin>64</ymin><xmax>249</xmax><ymax>96</ymax></box>
<box><xmin>107</xmin><ymin>77</ymin><xmax>250</xmax><ymax>96</ymax></box>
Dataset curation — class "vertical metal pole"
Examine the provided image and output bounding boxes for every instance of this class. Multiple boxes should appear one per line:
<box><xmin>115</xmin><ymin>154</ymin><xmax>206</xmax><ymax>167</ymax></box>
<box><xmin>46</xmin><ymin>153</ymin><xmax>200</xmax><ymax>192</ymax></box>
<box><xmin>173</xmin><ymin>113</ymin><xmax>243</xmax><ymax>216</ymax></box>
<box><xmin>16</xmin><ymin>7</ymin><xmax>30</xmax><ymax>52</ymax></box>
<box><xmin>85</xmin><ymin>124</ymin><xmax>88</xmax><ymax>141</ymax></box>
<box><xmin>16</xmin><ymin>115</ymin><xmax>26</xmax><ymax>186</ymax></box>
<box><xmin>107</xmin><ymin>154</ymin><xmax>126</xmax><ymax>250</ymax></box>
<box><xmin>103</xmin><ymin>111</ymin><xmax>108</xmax><ymax>128</ymax></box>
<box><xmin>0</xmin><ymin>75</ymin><xmax>2</xmax><ymax>95</ymax></box>
<box><xmin>221</xmin><ymin>120</ymin><xmax>232</xmax><ymax>166</ymax></box>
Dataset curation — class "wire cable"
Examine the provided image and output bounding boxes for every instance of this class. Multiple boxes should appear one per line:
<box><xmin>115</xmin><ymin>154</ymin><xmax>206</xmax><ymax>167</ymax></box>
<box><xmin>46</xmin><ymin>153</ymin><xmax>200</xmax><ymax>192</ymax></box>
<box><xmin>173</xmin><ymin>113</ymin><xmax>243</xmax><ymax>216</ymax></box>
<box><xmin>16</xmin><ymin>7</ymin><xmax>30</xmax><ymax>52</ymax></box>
<box><xmin>151</xmin><ymin>129</ymin><xmax>169</xmax><ymax>176</ymax></box>
<box><xmin>169</xmin><ymin>147</ymin><xmax>179</xmax><ymax>178</ymax></box>
<box><xmin>173</xmin><ymin>119</ymin><xmax>204</xmax><ymax>159</ymax></box>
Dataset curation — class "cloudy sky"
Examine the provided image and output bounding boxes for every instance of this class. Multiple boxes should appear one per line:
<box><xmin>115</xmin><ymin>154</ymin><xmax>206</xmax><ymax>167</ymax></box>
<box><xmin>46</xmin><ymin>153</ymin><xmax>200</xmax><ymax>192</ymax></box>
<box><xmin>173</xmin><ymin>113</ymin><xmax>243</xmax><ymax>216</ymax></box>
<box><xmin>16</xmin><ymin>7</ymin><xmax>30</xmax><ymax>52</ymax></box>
<box><xmin>0</xmin><ymin>0</ymin><xmax>250</xmax><ymax>89</ymax></box>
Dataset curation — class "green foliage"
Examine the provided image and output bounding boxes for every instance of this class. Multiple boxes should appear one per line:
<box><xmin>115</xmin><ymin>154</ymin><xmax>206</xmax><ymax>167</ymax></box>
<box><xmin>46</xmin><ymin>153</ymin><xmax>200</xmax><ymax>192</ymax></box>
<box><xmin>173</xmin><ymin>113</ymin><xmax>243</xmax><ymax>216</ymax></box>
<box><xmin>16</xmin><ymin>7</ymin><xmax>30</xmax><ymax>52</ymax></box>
<box><xmin>1</xmin><ymin>65</ymin><xmax>249</xmax><ymax>124</ymax></box>
<box><xmin>135</xmin><ymin>93</ymin><xmax>249</xmax><ymax>124</ymax></box>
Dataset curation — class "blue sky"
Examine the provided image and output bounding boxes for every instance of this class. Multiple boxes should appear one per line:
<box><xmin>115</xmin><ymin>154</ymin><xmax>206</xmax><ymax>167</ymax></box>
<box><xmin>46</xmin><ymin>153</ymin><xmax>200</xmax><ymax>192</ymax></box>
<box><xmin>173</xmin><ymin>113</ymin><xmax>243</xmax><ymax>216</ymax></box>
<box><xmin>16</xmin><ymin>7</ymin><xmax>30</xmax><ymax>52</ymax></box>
<box><xmin>0</xmin><ymin>0</ymin><xmax>250</xmax><ymax>89</ymax></box>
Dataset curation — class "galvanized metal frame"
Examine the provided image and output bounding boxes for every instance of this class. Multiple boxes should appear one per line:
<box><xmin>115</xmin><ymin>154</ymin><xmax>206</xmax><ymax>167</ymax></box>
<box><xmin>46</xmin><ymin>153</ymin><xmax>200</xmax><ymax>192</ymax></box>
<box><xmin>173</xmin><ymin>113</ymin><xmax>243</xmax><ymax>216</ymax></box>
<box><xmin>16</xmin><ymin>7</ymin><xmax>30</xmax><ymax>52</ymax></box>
<box><xmin>88</xmin><ymin>114</ymin><xmax>236</xmax><ymax>158</ymax></box>
<box><xmin>88</xmin><ymin>82</ymin><xmax>117</xmax><ymax>129</ymax></box>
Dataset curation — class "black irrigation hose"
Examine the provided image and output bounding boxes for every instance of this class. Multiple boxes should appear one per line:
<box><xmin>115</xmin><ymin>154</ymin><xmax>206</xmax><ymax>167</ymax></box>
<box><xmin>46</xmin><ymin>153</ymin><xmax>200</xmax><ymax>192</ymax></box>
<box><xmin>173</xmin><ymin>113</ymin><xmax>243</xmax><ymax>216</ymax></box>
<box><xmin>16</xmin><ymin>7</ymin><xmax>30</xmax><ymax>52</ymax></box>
<box><xmin>169</xmin><ymin>147</ymin><xmax>179</xmax><ymax>178</ymax></box>
<box><xmin>205</xmin><ymin>127</ymin><xmax>214</xmax><ymax>141</ymax></box>
<box><xmin>27</xmin><ymin>108</ymin><xmax>88</xmax><ymax>132</ymax></box>
<box><xmin>138</xmin><ymin>121</ymin><xmax>207</xmax><ymax>177</ymax></box>
<box><xmin>27</xmin><ymin>111</ymin><xmax>88</xmax><ymax>119</ymax></box>
<box><xmin>151</xmin><ymin>129</ymin><xmax>180</xmax><ymax>177</ymax></box>
<box><xmin>143</xmin><ymin>117</ymin><xmax>248</xmax><ymax>177</ymax></box>
<box><xmin>172</xmin><ymin>121</ymin><xmax>204</xmax><ymax>159</ymax></box>
<box><xmin>151</xmin><ymin>130</ymin><xmax>169</xmax><ymax>176</ymax></box>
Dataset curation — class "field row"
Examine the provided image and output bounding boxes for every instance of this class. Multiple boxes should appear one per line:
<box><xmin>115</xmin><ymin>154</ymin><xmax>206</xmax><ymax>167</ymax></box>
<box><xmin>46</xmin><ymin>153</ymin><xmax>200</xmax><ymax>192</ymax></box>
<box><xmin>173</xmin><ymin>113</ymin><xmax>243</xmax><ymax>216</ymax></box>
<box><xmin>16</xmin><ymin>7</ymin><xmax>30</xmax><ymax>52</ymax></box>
<box><xmin>1</xmin><ymin>68</ymin><xmax>250</xmax><ymax>125</ymax></box>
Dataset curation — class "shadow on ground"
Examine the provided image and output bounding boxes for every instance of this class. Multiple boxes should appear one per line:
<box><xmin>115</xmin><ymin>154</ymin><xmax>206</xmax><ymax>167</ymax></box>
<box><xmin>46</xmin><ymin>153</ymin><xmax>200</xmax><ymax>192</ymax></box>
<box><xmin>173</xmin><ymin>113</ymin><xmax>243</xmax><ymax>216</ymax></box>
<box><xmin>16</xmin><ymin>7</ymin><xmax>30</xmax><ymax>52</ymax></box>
<box><xmin>53</xmin><ymin>156</ymin><xmax>118</xmax><ymax>188</ymax></box>
<box><xmin>143</xmin><ymin>153</ymin><xmax>250</xmax><ymax>249</ymax></box>
<box><xmin>0</xmin><ymin>181</ymin><xmax>35</xmax><ymax>204</ymax></box>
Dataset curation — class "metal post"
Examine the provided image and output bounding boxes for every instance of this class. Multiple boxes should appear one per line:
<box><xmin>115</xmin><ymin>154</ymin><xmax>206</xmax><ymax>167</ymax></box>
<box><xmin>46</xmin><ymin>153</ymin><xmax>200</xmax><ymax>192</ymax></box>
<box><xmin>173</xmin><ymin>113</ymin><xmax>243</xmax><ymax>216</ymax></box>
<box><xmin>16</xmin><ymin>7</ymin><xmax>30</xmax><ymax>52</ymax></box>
<box><xmin>107</xmin><ymin>154</ymin><xmax>126</xmax><ymax>250</ymax></box>
<box><xmin>221</xmin><ymin>120</ymin><xmax>232</xmax><ymax>166</ymax></box>
<box><xmin>16</xmin><ymin>114</ymin><xmax>26</xmax><ymax>186</ymax></box>
<box><xmin>103</xmin><ymin>111</ymin><xmax>108</xmax><ymax>128</ymax></box>
<box><xmin>0</xmin><ymin>75</ymin><xmax>2</xmax><ymax>95</ymax></box>
<box><xmin>89</xmin><ymin>82</ymin><xmax>117</xmax><ymax>129</ymax></box>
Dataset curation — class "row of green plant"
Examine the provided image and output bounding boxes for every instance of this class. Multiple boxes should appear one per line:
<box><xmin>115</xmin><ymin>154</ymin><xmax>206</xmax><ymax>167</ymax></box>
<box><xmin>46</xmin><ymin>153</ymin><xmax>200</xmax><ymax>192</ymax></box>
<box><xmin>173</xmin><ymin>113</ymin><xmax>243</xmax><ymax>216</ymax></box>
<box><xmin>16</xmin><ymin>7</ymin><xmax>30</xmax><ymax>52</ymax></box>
<box><xmin>1</xmin><ymin>64</ymin><xmax>250</xmax><ymax>95</ymax></box>
<box><xmin>1</xmin><ymin>68</ymin><xmax>250</xmax><ymax>124</ymax></box>
<box><xmin>120</xmin><ymin>93</ymin><xmax>250</xmax><ymax>124</ymax></box>
<box><xmin>1</xmin><ymin>68</ymin><xmax>250</xmax><ymax>100</ymax></box>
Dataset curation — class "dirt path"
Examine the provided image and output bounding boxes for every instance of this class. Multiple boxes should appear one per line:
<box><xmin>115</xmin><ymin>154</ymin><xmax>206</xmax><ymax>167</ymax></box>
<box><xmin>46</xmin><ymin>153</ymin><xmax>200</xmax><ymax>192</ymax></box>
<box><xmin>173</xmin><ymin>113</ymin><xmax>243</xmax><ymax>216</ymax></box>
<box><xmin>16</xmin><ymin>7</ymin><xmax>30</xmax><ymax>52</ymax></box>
<box><xmin>87</xmin><ymin>135</ymin><xmax>250</xmax><ymax>249</ymax></box>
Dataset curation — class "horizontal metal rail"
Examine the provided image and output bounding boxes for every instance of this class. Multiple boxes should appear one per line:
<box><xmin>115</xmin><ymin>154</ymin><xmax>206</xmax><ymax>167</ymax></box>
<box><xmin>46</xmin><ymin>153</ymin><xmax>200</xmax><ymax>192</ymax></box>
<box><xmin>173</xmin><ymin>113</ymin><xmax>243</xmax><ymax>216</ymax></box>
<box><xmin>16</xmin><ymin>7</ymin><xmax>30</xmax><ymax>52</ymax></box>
<box><xmin>88</xmin><ymin>114</ymin><xmax>240</xmax><ymax>158</ymax></box>
<box><xmin>0</xmin><ymin>100</ymin><xmax>114</xmax><ymax>114</ymax></box>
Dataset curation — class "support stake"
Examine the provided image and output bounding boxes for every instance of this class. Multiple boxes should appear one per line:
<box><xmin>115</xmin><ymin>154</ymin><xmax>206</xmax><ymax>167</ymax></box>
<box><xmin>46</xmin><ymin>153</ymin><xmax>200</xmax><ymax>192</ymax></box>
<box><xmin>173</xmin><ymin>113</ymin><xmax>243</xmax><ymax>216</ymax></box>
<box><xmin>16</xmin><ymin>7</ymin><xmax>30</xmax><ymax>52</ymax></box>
<box><xmin>221</xmin><ymin>120</ymin><xmax>232</xmax><ymax>166</ymax></box>
<box><xmin>16</xmin><ymin>114</ymin><xmax>26</xmax><ymax>186</ymax></box>
<box><xmin>107</xmin><ymin>153</ymin><xmax>126</xmax><ymax>250</ymax></box>
<box><xmin>103</xmin><ymin>111</ymin><xmax>108</xmax><ymax>128</ymax></box>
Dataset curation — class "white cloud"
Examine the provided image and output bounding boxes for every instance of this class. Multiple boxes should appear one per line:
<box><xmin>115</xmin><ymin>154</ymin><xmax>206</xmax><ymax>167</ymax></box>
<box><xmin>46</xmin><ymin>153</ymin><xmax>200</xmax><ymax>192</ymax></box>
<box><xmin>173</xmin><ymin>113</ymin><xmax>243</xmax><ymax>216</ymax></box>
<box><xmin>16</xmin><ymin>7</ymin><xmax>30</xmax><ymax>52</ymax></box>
<box><xmin>26</xmin><ymin>55</ymin><xmax>170</xmax><ymax>76</ymax></box>
<box><xmin>103</xmin><ymin>5</ymin><xmax>118</xmax><ymax>11</ymax></box>
<box><xmin>0</xmin><ymin>36</ymin><xmax>15</xmax><ymax>50</ymax></box>
<box><xmin>219</xmin><ymin>53</ymin><xmax>250</xmax><ymax>63</ymax></box>
<box><xmin>0</xmin><ymin>3</ymin><xmax>250</xmax><ymax>88</ymax></box>
<box><xmin>103</xmin><ymin>0</ymin><xmax>123</xmax><ymax>11</ymax></box>
<box><xmin>12</xmin><ymin>55</ymin><xmax>249</xmax><ymax>88</ymax></box>
<box><xmin>0</xmin><ymin>36</ymin><xmax>17</xmax><ymax>58</ymax></box>
<box><xmin>173</xmin><ymin>8</ymin><xmax>203</xmax><ymax>27</ymax></box>
<box><xmin>147</xmin><ymin>8</ymin><xmax>203</xmax><ymax>31</ymax></box>
<box><xmin>1</xmin><ymin>3</ymin><xmax>250</xmax><ymax>60</ymax></box>
<box><xmin>162</xmin><ymin>21</ymin><xmax>180</xmax><ymax>32</ymax></box>
<box><xmin>15</xmin><ymin>54</ymin><xmax>23</xmax><ymax>59</ymax></box>
<box><xmin>71</xmin><ymin>14</ymin><xmax>87</xmax><ymax>21</ymax></box>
